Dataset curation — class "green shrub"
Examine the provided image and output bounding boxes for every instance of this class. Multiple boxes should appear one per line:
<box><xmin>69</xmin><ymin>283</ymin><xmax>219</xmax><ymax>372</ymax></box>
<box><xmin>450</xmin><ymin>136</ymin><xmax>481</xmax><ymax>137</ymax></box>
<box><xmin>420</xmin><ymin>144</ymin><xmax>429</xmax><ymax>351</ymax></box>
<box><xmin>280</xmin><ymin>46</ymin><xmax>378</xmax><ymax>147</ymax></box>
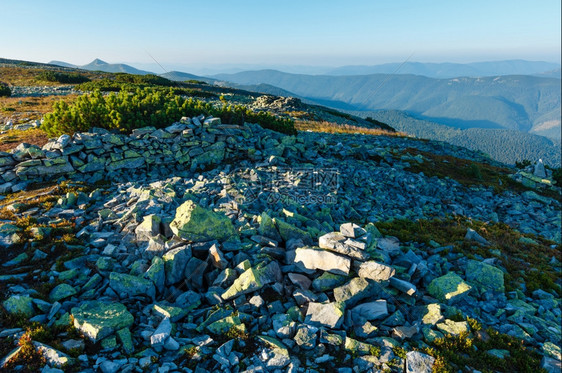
<box><xmin>0</xmin><ymin>82</ymin><xmax>11</xmax><ymax>97</ymax></box>
<box><xmin>515</xmin><ymin>159</ymin><xmax>532</xmax><ymax>169</ymax></box>
<box><xmin>37</xmin><ymin>71</ymin><xmax>90</xmax><ymax>84</ymax></box>
<box><xmin>114</xmin><ymin>73</ymin><xmax>174</xmax><ymax>86</ymax></box>
<box><xmin>546</xmin><ymin>165</ymin><xmax>561</xmax><ymax>186</ymax></box>
<box><xmin>466</xmin><ymin>163</ymin><xmax>483</xmax><ymax>181</ymax></box>
<box><xmin>42</xmin><ymin>88</ymin><xmax>295</xmax><ymax>136</ymax></box>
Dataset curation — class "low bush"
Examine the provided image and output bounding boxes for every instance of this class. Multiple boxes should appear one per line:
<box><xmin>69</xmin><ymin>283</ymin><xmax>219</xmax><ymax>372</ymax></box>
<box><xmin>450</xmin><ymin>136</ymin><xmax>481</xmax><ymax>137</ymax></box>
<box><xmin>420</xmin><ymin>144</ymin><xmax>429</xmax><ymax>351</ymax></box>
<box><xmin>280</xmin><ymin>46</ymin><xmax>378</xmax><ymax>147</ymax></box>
<box><xmin>76</xmin><ymin>79</ymin><xmax>217</xmax><ymax>99</ymax></box>
<box><xmin>0</xmin><ymin>82</ymin><xmax>11</xmax><ymax>97</ymax></box>
<box><xmin>42</xmin><ymin>88</ymin><xmax>295</xmax><ymax>136</ymax></box>
<box><xmin>36</xmin><ymin>71</ymin><xmax>90</xmax><ymax>84</ymax></box>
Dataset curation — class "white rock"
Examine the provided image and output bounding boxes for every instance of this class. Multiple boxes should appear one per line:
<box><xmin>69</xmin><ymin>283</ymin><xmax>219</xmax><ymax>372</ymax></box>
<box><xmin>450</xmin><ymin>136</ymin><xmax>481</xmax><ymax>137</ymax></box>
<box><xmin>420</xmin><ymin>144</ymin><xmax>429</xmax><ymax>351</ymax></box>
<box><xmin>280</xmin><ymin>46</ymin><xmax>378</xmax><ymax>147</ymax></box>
<box><xmin>294</xmin><ymin>247</ymin><xmax>350</xmax><ymax>276</ymax></box>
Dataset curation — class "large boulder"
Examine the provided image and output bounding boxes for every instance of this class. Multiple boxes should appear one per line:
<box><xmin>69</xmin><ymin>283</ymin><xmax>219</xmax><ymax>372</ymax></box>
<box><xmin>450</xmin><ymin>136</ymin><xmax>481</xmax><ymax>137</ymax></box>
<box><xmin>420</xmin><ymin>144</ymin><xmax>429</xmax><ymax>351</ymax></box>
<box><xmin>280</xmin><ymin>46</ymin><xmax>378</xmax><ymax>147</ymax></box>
<box><xmin>351</xmin><ymin>300</ymin><xmax>388</xmax><ymax>322</ymax></box>
<box><xmin>465</xmin><ymin>259</ymin><xmax>505</xmax><ymax>294</ymax></box>
<box><xmin>162</xmin><ymin>245</ymin><xmax>191</xmax><ymax>285</ymax></box>
<box><xmin>318</xmin><ymin>232</ymin><xmax>368</xmax><ymax>260</ymax></box>
<box><xmin>3</xmin><ymin>295</ymin><xmax>35</xmax><ymax>317</ymax></box>
<box><xmin>428</xmin><ymin>272</ymin><xmax>472</xmax><ymax>304</ymax></box>
<box><xmin>294</xmin><ymin>247</ymin><xmax>350</xmax><ymax>276</ymax></box>
<box><xmin>405</xmin><ymin>351</ymin><xmax>435</xmax><ymax>373</ymax></box>
<box><xmin>71</xmin><ymin>301</ymin><xmax>134</xmax><ymax>342</ymax></box>
<box><xmin>221</xmin><ymin>261</ymin><xmax>281</xmax><ymax>300</ymax></box>
<box><xmin>334</xmin><ymin>277</ymin><xmax>377</xmax><ymax>307</ymax></box>
<box><xmin>305</xmin><ymin>302</ymin><xmax>345</xmax><ymax>329</ymax></box>
<box><xmin>358</xmin><ymin>261</ymin><xmax>395</xmax><ymax>281</ymax></box>
<box><xmin>135</xmin><ymin>214</ymin><xmax>161</xmax><ymax>242</ymax></box>
<box><xmin>109</xmin><ymin>272</ymin><xmax>156</xmax><ymax>299</ymax></box>
<box><xmin>170</xmin><ymin>200</ymin><xmax>236</xmax><ymax>242</ymax></box>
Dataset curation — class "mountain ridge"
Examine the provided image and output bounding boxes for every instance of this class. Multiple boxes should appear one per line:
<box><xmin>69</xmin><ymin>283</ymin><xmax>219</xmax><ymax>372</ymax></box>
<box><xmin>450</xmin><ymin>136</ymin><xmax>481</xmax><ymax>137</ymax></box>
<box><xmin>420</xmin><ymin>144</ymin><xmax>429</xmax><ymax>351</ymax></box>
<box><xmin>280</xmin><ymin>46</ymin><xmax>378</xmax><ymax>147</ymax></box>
<box><xmin>213</xmin><ymin>69</ymin><xmax>561</xmax><ymax>137</ymax></box>
<box><xmin>48</xmin><ymin>58</ymin><xmax>154</xmax><ymax>75</ymax></box>
<box><xmin>325</xmin><ymin>59</ymin><xmax>561</xmax><ymax>78</ymax></box>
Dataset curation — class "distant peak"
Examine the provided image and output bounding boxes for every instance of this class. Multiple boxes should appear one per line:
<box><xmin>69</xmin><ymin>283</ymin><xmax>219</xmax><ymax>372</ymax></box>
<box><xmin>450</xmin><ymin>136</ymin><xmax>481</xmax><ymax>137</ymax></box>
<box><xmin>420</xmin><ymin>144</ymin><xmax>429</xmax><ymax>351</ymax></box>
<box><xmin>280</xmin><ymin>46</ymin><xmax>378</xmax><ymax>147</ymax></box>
<box><xmin>89</xmin><ymin>58</ymin><xmax>108</xmax><ymax>65</ymax></box>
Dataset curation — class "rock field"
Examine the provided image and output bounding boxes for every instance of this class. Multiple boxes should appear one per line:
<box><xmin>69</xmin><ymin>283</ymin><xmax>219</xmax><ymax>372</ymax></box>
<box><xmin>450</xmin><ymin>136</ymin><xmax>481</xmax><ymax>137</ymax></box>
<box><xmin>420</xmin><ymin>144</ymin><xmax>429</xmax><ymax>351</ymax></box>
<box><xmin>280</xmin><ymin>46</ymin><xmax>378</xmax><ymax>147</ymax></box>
<box><xmin>0</xmin><ymin>115</ymin><xmax>560</xmax><ymax>372</ymax></box>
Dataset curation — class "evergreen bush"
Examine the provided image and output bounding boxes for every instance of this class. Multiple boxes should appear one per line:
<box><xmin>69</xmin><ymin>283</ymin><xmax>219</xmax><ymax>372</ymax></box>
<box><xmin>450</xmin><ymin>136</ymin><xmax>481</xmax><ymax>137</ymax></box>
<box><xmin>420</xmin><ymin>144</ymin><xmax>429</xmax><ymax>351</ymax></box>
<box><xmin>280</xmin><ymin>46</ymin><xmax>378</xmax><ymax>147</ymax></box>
<box><xmin>0</xmin><ymin>82</ymin><xmax>11</xmax><ymax>97</ymax></box>
<box><xmin>42</xmin><ymin>88</ymin><xmax>295</xmax><ymax>136</ymax></box>
<box><xmin>37</xmin><ymin>71</ymin><xmax>90</xmax><ymax>84</ymax></box>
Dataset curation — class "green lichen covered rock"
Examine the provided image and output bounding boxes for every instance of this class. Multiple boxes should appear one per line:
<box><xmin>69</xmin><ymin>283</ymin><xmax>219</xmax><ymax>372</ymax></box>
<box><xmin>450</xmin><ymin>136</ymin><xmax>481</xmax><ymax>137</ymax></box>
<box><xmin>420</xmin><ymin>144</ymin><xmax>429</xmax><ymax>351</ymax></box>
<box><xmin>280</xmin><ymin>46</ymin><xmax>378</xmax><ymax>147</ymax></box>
<box><xmin>109</xmin><ymin>272</ymin><xmax>156</xmax><ymax>299</ymax></box>
<box><xmin>49</xmin><ymin>283</ymin><xmax>78</xmax><ymax>302</ymax></box>
<box><xmin>258</xmin><ymin>211</ymin><xmax>282</xmax><ymax>242</ymax></box>
<box><xmin>344</xmin><ymin>336</ymin><xmax>375</xmax><ymax>355</ymax></box>
<box><xmin>428</xmin><ymin>272</ymin><xmax>472</xmax><ymax>304</ymax></box>
<box><xmin>420</xmin><ymin>303</ymin><xmax>443</xmax><ymax>325</ymax></box>
<box><xmin>274</xmin><ymin>218</ymin><xmax>311</xmax><ymax>244</ymax></box>
<box><xmin>3</xmin><ymin>295</ymin><xmax>35</xmax><ymax>317</ymax></box>
<box><xmin>436</xmin><ymin>319</ymin><xmax>470</xmax><ymax>336</ymax></box>
<box><xmin>221</xmin><ymin>261</ymin><xmax>281</xmax><ymax>300</ymax></box>
<box><xmin>465</xmin><ymin>259</ymin><xmax>505</xmax><ymax>294</ymax></box>
<box><xmin>207</xmin><ymin>314</ymin><xmax>246</xmax><ymax>335</ymax></box>
<box><xmin>170</xmin><ymin>200</ymin><xmax>237</xmax><ymax>242</ymax></box>
<box><xmin>312</xmin><ymin>272</ymin><xmax>349</xmax><ymax>291</ymax></box>
<box><xmin>71</xmin><ymin>301</ymin><xmax>134</xmax><ymax>342</ymax></box>
<box><xmin>116</xmin><ymin>328</ymin><xmax>134</xmax><ymax>355</ymax></box>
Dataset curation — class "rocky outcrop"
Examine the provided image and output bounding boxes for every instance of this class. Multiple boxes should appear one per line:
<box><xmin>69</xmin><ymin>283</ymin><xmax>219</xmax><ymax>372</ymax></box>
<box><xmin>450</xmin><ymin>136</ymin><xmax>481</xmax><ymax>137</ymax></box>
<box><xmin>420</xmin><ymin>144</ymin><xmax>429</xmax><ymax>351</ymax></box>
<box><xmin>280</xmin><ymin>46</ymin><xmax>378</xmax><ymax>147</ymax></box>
<box><xmin>0</xmin><ymin>113</ymin><xmax>560</xmax><ymax>372</ymax></box>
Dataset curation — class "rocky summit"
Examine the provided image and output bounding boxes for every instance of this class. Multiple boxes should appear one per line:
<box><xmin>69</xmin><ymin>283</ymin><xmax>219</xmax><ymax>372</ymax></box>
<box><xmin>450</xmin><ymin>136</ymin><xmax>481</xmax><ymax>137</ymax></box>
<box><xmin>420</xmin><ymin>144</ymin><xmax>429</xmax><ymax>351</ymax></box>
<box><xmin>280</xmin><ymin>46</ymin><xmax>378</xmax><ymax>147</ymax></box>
<box><xmin>0</xmin><ymin>115</ymin><xmax>561</xmax><ymax>373</ymax></box>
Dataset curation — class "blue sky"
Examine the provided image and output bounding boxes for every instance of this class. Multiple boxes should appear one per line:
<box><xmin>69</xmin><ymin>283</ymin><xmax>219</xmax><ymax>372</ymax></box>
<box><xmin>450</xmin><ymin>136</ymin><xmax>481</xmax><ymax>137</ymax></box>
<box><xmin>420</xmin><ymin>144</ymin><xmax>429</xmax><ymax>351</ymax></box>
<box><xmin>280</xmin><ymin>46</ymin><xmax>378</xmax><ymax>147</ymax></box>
<box><xmin>1</xmin><ymin>0</ymin><xmax>560</xmax><ymax>69</ymax></box>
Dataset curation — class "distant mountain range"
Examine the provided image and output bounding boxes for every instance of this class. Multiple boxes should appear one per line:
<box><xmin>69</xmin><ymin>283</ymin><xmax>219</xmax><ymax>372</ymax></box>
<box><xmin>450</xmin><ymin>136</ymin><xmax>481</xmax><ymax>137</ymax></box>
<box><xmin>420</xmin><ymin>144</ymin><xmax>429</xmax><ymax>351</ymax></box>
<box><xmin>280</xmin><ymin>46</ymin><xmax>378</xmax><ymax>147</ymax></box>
<box><xmin>160</xmin><ymin>71</ymin><xmax>217</xmax><ymax>84</ymax></box>
<box><xmin>324</xmin><ymin>60</ymin><xmax>561</xmax><ymax>78</ymax></box>
<box><xmin>48</xmin><ymin>59</ymin><xmax>153</xmax><ymax>75</ymax></box>
<box><xmin>213</xmin><ymin>70</ymin><xmax>561</xmax><ymax>139</ymax></box>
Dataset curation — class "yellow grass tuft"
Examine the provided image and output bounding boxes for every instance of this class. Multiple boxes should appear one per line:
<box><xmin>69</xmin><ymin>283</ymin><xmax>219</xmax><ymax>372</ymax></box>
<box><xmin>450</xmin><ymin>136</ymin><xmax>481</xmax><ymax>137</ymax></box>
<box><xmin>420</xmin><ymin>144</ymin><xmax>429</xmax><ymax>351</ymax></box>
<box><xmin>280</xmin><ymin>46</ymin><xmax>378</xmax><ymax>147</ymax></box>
<box><xmin>295</xmin><ymin>120</ymin><xmax>407</xmax><ymax>137</ymax></box>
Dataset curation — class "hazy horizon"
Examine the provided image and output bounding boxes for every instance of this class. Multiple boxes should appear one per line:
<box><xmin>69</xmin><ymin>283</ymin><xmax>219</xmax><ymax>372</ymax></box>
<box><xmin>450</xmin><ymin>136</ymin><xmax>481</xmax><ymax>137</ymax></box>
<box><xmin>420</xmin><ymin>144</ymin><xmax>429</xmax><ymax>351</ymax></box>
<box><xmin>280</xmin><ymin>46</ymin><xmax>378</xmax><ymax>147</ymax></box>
<box><xmin>1</xmin><ymin>0</ymin><xmax>560</xmax><ymax>71</ymax></box>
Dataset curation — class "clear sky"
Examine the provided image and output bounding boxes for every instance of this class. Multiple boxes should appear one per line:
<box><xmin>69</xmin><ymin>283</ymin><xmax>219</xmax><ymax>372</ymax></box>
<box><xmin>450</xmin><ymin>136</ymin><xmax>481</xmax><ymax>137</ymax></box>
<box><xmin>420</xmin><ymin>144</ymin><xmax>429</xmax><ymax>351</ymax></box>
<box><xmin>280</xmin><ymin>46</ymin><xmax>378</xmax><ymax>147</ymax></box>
<box><xmin>1</xmin><ymin>0</ymin><xmax>560</xmax><ymax>69</ymax></box>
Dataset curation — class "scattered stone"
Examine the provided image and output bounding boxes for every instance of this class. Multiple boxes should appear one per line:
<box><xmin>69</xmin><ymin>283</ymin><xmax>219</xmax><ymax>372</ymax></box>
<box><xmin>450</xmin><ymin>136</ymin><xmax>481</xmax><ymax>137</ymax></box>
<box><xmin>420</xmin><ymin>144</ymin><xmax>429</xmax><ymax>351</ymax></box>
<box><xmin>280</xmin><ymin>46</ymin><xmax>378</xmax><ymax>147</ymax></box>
<box><xmin>135</xmin><ymin>214</ymin><xmax>161</xmax><ymax>242</ymax></box>
<box><xmin>358</xmin><ymin>261</ymin><xmax>395</xmax><ymax>281</ymax></box>
<box><xmin>351</xmin><ymin>300</ymin><xmax>388</xmax><ymax>322</ymax></box>
<box><xmin>405</xmin><ymin>351</ymin><xmax>435</xmax><ymax>373</ymax></box>
<box><xmin>465</xmin><ymin>228</ymin><xmax>490</xmax><ymax>245</ymax></box>
<box><xmin>49</xmin><ymin>283</ymin><xmax>77</xmax><ymax>303</ymax></box>
<box><xmin>389</xmin><ymin>277</ymin><xmax>417</xmax><ymax>296</ymax></box>
<box><xmin>162</xmin><ymin>245</ymin><xmax>191</xmax><ymax>285</ymax></box>
<box><xmin>318</xmin><ymin>232</ymin><xmax>368</xmax><ymax>260</ymax></box>
<box><xmin>71</xmin><ymin>301</ymin><xmax>134</xmax><ymax>342</ymax></box>
<box><xmin>436</xmin><ymin>319</ymin><xmax>470</xmax><ymax>336</ymax></box>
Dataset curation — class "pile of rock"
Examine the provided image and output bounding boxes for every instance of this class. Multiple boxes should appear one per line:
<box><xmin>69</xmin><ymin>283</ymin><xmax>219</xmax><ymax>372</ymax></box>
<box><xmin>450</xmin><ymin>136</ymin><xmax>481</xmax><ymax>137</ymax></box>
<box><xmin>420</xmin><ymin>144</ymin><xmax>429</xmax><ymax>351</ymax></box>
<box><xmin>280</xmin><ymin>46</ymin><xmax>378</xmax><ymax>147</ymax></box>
<box><xmin>0</xmin><ymin>115</ymin><xmax>301</xmax><ymax>194</ymax></box>
<box><xmin>8</xmin><ymin>85</ymin><xmax>76</xmax><ymax>98</ymax></box>
<box><xmin>0</xmin><ymin>114</ymin><xmax>560</xmax><ymax>372</ymax></box>
<box><xmin>0</xmin><ymin>119</ymin><xmax>42</xmax><ymax>133</ymax></box>
<box><xmin>252</xmin><ymin>95</ymin><xmax>303</xmax><ymax>112</ymax></box>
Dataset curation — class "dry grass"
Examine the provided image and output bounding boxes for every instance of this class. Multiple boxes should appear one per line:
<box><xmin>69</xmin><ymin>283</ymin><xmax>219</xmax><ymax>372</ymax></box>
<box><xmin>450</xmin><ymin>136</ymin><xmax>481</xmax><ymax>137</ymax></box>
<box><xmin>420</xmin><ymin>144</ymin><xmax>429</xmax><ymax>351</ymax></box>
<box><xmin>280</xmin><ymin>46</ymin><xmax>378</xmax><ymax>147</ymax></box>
<box><xmin>0</xmin><ymin>66</ymin><xmax>50</xmax><ymax>86</ymax></box>
<box><xmin>1</xmin><ymin>94</ymin><xmax>78</xmax><ymax>124</ymax></box>
<box><xmin>0</xmin><ymin>128</ymin><xmax>50</xmax><ymax>152</ymax></box>
<box><xmin>295</xmin><ymin>119</ymin><xmax>406</xmax><ymax>137</ymax></box>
